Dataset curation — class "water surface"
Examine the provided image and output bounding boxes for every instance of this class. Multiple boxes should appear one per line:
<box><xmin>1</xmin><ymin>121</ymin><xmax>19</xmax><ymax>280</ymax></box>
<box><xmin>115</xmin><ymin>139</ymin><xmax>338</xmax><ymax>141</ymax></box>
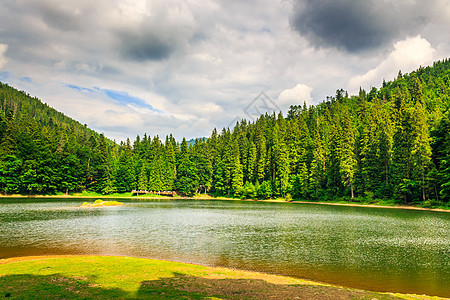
<box><xmin>0</xmin><ymin>199</ymin><xmax>448</xmax><ymax>297</ymax></box>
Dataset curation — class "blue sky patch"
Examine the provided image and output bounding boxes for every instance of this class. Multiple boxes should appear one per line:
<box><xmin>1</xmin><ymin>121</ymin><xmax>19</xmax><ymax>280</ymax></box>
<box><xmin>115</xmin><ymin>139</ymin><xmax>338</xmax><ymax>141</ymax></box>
<box><xmin>64</xmin><ymin>83</ymin><xmax>94</xmax><ymax>93</ymax></box>
<box><xmin>64</xmin><ymin>83</ymin><xmax>161</xmax><ymax>113</ymax></box>
<box><xmin>97</xmin><ymin>88</ymin><xmax>162</xmax><ymax>113</ymax></box>
<box><xmin>0</xmin><ymin>71</ymin><xmax>9</xmax><ymax>81</ymax></box>
<box><xmin>19</xmin><ymin>76</ymin><xmax>32</xmax><ymax>83</ymax></box>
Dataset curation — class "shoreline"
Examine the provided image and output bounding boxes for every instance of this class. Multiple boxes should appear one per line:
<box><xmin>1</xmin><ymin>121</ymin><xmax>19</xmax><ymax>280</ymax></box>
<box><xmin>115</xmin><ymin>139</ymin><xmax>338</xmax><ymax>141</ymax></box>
<box><xmin>289</xmin><ymin>200</ymin><xmax>450</xmax><ymax>212</ymax></box>
<box><xmin>0</xmin><ymin>255</ymin><xmax>443</xmax><ymax>299</ymax></box>
<box><xmin>1</xmin><ymin>194</ymin><xmax>448</xmax><ymax>212</ymax></box>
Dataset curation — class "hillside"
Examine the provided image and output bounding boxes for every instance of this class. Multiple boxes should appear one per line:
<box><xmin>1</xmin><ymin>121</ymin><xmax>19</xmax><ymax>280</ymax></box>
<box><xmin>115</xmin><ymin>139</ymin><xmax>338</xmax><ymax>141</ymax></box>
<box><xmin>0</xmin><ymin>83</ymin><xmax>110</xmax><ymax>194</ymax></box>
<box><xmin>1</xmin><ymin>59</ymin><xmax>449</xmax><ymax>205</ymax></box>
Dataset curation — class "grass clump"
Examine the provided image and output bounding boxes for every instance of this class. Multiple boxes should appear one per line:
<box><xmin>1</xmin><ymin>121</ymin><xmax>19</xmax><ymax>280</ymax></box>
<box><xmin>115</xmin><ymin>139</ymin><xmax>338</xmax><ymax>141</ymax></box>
<box><xmin>80</xmin><ymin>200</ymin><xmax>123</xmax><ymax>207</ymax></box>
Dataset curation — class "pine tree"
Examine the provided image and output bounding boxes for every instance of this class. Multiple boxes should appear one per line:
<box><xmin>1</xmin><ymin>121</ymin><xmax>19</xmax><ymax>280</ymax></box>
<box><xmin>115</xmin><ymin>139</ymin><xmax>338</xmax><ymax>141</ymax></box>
<box><xmin>377</xmin><ymin>105</ymin><xmax>393</xmax><ymax>194</ymax></box>
<box><xmin>164</xmin><ymin>135</ymin><xmax>177</xmax><ymax>190</ymax></box>
<box><xmin>192</xmin><ymin>139</ymin><xmax>213</xmax><ymax>193</ymax></box>
<box><xmin>310</xmin><ymin>130</ymin><xmax>325</xmax><ymax>197</ymax></box>
<box><xmin>358</xmin><ymin>97</ymin><xmax>377</xmax><ymax>194</ymax></box>
<box><xmin>0</xmin><ymin>112</ymin><xmax>17</xmax><ymax>155</ymax></box>
<box><xmin>411</xmin><ymin>100</ymin><xmax>432</xmax><ymax>201</ymax></box>
<box><xmin>432</xmin><ymin>111</ymin><xmax>450</xmax><ymax>201</ymax></box>
<box><xmin>272</xmin><ymin>123</ymin><xmax>289</xmax><ymax>196</ymax></box>
<box><xmin>326</xmin><ymin>115</ymin><xmax>342</xmax><ymax>197</ymax></box>
<box><xmin>230</xmin><ymin>136</ymin><xmax>243</xmax><ymax>194</ymax></box>
<box><xmin>337</xmin><ymin>107</ymin><xmax>357</xmax><ymax>198</ymax></box>
<box><xmin>176</xmin><ymin>138</ymin><xmax>199</xmax><ymax>194</ymax></box>
<box><xmin>213</xmin><ymin>157</ymin><xmax>226</xmax><ymax>194</ymax></box>
<box><xmin>0</xmin><ymin>155</ymin><xmax>21</xmax><ymax>194</ymax></box>
<box><xmin>137</xmin><ymin>163</ymin><xmax>148</xmax><ymax>190</ymax></box>
<box><xmin>247</xmin><ymin>140</ymin><xmax>257</xmax><ymax>183</ymax></box>
<box><xmin>255</xmin><ymin>129</ymin><xmax>267</xmax><ymax>183</ymax></box>
<box><xmin>115</xmin><ymin>140</ymin><xmax>133</xmax><ymax>192</ymax></box>
<box><xmin>392</xmin><ymin>88</ymin><xmax>414</xmax><ymax>202</ymax></box>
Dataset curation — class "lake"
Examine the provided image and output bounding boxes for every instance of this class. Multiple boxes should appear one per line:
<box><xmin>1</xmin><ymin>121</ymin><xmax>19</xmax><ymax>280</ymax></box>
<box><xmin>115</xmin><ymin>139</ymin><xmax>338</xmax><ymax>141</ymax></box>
<box><xmin>0</xmin><ymin>198</ymin><xmax>448</xmax><ymax>297</ymax></box>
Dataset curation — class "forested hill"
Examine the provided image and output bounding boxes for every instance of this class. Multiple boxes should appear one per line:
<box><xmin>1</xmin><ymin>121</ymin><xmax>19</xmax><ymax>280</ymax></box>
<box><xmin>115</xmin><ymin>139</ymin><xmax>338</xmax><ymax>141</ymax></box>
<box><xmin>0</xmin><ymin>82</ymin><xmax>110</xmax><ymax>194</ymax></box>
<box><xmin>1</xmin><ymin>59</ymin><xmax>450</xmax><ymax>205</ymax></box>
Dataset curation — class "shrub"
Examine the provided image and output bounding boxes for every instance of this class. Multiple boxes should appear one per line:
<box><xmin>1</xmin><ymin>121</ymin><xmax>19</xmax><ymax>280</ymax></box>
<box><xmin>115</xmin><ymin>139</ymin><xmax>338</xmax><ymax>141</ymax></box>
<box><xmin>257</xmin><ymin>181</ymin><xmax>273</xmax><ymax>199</ymax></box>
<box><xmin>237</xmin><ymin>182</ymin><xmax>257</xmax><ymax>199</ymax></box>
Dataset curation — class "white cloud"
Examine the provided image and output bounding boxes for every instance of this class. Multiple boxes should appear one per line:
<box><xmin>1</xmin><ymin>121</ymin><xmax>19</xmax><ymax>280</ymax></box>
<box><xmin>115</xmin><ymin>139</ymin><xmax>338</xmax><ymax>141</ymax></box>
<box><xmin>348</xmin><ymin>36</ymin><xmax>436</xmax><ymax>93</ymax></box>
<box><xmin>0</xmin><ymin>0</ymin><xmax>448</xmax><ymax>141</ymax></box>
<box><xmin>277</xmin><ymin>84</ymin><xmax>313</xmax><ymax>111</ymax></box>
<box><xmin>0</xmin><ymin>44</ymin><xmax>7</xmax><ymax>68</ymax></box>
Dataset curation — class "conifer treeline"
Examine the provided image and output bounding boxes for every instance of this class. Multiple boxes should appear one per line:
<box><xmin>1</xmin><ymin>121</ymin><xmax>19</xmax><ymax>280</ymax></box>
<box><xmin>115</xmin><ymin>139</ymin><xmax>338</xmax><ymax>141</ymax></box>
<box><xmin>1</xmin><ymin>59</ymin><xmax>450</xmax><ymax>203</ymax></box>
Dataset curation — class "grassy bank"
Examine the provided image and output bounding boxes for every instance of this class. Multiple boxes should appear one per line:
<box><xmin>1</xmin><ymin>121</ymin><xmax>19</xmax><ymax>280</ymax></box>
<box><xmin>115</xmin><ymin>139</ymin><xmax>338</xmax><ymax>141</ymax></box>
<box><xmin>190</xmin><ymin>194</ymin><xmax>450</xmax><ymax>212</ymax></box>
<box><xmin>0</xmin><ymin>191</ymin><xmax>171</xmax><ymax>199</ymax></box>
<box><xmin>288</xmin><ymin>198</ymin><xmax>450</xmax><ymax>212</ymax></box>
<box><xmin>0</xmin><ymin>192</ymin><xmax>448</xmax><ymax>212</ymax></box>
<box><xmin>0</xmin><ymin>256</ymin><xmax>441</xmax><ymax>299</ymax></box>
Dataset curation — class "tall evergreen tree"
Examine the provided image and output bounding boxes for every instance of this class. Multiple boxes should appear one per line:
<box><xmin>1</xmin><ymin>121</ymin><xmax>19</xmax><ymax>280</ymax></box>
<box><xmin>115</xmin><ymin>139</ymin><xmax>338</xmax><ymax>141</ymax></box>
<box><xmin>337</xmin><ymin>107</ymin><xmax>357</xmax><ymax>198</ymax></box>
<box><xmin>176</xmin><ymin>138</ymin><xmax>199</xmax><ymax>194</ymax></box>
<box><xmin>272</xmin><ymin>123</ymin><xmax>289</xmax><ymax>196</ymax></box>
<box><xmin>411</xmin><ymin>100</ymin><xmax>432</xmax><ymax>201</ymax></box>
<box><xmin>230</xmin><ymin>136</ymin><xmax>243</xmax><ymax>194</ymax></box>
<box><xmin>310</xmin><ymin>130</ymin><xmax>325</xmax><ymax>197</ymax></box>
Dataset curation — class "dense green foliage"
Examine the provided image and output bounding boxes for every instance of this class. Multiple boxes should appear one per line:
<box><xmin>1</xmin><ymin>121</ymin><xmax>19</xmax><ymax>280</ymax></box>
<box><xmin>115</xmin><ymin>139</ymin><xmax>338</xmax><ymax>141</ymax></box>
<box><xmin>1</xmin><ymin>59</ymin><xmax>450</xmax><ymax>204</ymax></box>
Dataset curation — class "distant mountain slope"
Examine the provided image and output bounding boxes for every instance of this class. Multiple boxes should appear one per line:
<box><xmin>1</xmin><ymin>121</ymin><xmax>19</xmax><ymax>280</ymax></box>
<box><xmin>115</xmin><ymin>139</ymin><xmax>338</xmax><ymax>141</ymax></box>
<box><xmin>187</xmin><ymin>137</ymin><xmax>207</xmax><ymax>146</ymax></box>
<box><xmin>0</xmin><ymin>82</ymin><xmax>100</xmax><ymax>137</ymax></box>
<box><xmin>0</xmin><ymin>82</ymin><xmax>110</xmax><ymax>194</ymax></box>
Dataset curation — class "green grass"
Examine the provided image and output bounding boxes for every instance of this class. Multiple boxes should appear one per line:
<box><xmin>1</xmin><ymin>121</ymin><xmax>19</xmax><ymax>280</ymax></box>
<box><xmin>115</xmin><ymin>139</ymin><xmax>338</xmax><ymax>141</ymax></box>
<box><xmin>0</xmin><ymin>256</ymin><xmax>432</xmax><ymax>300</ymax></box>
<box><xmin>287</xmin><ymin>197</ymin><xmax>449</xmax><ymax>210</ymax></box>
<box><xmin>71</xmin><ymin>191</ymin><xmax>134</xmax><ymax>198</ymax></box>
<box><xmin>135</xmin><ymin>193</ymin><xmax>172</xmax><ymax>198</ymax></box>
<box><xmin>1</xmin><ymin>190</ymin><xmax>447</xmax><ymax>211</ymax></box>
<box><xmin>71</xmin><ymin>191</ymin><xmax>172</xmax><ymax>199</ymax></box>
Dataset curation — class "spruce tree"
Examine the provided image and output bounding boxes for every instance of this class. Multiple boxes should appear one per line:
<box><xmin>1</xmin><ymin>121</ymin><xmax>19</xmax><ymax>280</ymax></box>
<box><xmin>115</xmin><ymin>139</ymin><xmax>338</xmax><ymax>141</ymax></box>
<box><xmin>432</xmin><ymin>111</ymin><xmax>450</xmax><ymax>201</ymax></box>
<box><xmin>411</xmin><ymin>101</ymin><xmax>432</xmax><ymax>201</ymax></box>
<box><xmin>272</xmin><ymin>123</ymin><xmax>289</xmax><ymax>196</ymax></box>
<box><xmin>392</xmin><ymin>88</ymin><xmax>414</xmax><ymax>202</ymax></box>
<box><xmin>230</xmin><ymin>136</ymin><xmax>243</xmax><ymax>194</ymax></box>
<box><xmin>175</xmin><ymin>138</ymin><xmax>199</xmax><ymax>194</ymax></box>
<box><xmin>338</xmin><ymin>107</ymin><xmax>357</xmax><ymax>198</ymax></box>
<box><xmin>310</xmin><ymin>130</ymin><xmax>325</xmax><ymax>197</ymax></box>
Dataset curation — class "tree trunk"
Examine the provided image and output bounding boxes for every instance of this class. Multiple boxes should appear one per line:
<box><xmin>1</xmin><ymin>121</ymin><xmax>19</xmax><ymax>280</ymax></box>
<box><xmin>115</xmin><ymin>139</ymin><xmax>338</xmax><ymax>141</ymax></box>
<box><xmin>422</xmin><ymin>174</ymin><xmax>426</xmax><ymax>202</ymax></box>
<box><xmin>350</xmin><ymin>181</ymin><xmax>354</xmax><ymax>198</ymax></box>
<box><xmin>385</xmin><ymin>163</ymin><xmax>389</xmax><ymax>185</ymax></box>
<box><xmin>434</xmin><ymin>183</ymin><xmax>440</xmax><ymax>201</ymax></box>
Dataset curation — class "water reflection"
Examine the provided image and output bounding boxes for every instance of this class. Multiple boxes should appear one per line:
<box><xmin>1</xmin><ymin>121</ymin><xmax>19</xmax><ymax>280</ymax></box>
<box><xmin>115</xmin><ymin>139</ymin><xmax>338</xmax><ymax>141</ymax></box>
<box><xmin>0</xmin><ymin>199</ymin><xmax>448</xmax><ymax>297</ymax></box>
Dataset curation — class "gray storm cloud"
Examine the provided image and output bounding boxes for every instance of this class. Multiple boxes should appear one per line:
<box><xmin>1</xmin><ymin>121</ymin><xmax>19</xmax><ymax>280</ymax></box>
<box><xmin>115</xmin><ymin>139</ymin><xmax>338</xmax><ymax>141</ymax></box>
<box><xmin>0</xmin><ymin>0</ymin><xmax>449</xmax><ymax>141</ymax></box>
<box><xmin>289</xmin><ymin>0</ymin><xmax>440</xmax><ymax>52</ymax></box>
<box><xmin>24</xmin><ymin>1</ymin><xmax>90</xmax><ymax>32</ymax></box>
<box><xmin>113</xmin><ymin>2</ymin><xmax>198</xmax><ymax>62</ymax></box>
<box><xmin>118</xmin><ymin>31</ymin><xmax>174</xmax><ymax>61</ymax></box>
<box><xmin>0</xmin><ymin>44</ymin><xmax>7</xmax><ymax>68</ymax></box>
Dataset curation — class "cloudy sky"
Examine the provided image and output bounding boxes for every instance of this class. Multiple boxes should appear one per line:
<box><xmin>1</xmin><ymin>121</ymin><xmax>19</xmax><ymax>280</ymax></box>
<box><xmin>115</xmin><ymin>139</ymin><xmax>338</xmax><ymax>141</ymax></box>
<box><xmin>0</xmin><ymin>0</ymin><xmax>449</xmax><ymax>141</ymax></box>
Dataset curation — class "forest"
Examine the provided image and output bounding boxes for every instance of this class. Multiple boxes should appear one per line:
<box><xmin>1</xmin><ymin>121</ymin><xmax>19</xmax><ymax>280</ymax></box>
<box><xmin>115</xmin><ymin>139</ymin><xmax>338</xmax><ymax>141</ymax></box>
<box><xmin>1</xmin><ymin>59</ymin><xmax>450</xmax><ymax>205</ymax></box>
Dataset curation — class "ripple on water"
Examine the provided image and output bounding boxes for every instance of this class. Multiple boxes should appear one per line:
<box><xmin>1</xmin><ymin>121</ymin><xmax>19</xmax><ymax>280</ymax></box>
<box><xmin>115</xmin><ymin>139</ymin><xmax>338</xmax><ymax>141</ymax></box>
<box><xmin>0</xmin><ymin>199</ymin><xmax>449</xmax><ymax>297</ymax></box>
